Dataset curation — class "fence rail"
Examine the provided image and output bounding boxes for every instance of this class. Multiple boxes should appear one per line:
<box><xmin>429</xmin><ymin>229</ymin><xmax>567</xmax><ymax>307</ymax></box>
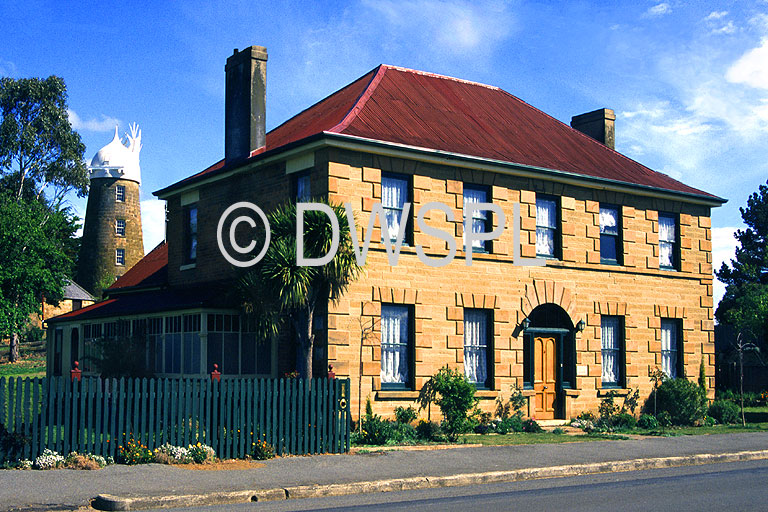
<box><xmin>0</xmin><ymin>376</ymin><xmax>350</xmax><ymax>460</ymax></box>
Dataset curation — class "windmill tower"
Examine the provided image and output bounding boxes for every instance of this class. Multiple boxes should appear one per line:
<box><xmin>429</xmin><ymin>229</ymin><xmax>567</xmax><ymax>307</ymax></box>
<box><xmin>76</xmin><ymin>124</ymin><xmax>144</xmax><ymax>296</ymax></box>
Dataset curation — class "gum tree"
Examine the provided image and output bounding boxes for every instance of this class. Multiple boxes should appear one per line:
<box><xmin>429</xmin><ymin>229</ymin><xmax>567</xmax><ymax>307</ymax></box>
<box><xmin>0</xmin><ymin>76</ymin><xmax>87</xmax><ymax>362</ymax></box>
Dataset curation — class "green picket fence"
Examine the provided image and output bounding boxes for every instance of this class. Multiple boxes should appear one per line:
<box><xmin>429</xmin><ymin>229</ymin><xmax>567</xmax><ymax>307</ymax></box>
<box><xmin>0</xmin><ymin>376</ymin><xmax>350</xmax><ymax>460</ymax></box>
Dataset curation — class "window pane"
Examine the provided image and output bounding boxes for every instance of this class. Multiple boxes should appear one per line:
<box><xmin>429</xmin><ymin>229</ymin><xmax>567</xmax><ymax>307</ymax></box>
<box><xmin>600</xmin><ymin>234</ymin><xmax>618</xmax><ymax>261</ymax></box>
<box><xmin>381</xmin><ymin>305</ymin><xmax>409</xmax><ymax>384</ymax></box>
<box><xmin>223</xmin><ymin>333</ymin><xmax>240</xmax><ymax>374</ymax></box>
<box><xmin>464</xmin><ymin>310</ymin><xmax>488</xmax><ymax>385</ymax></box>
<box><xmin>659</xmin><ymin>215</ymin><xmax>675</xmax><ymax>242</ymax></box>
<box><xmin>240</xmin><ymin>333</ymin><xmax>257</xmax><ymax>374</ymax></box>
<box><xmin>536</xmin><ymin>227</ymin><xmax>555</xmax><ymax>256</ymax></box>
<box><xmin>601</xmin><ymin>316</ymin><xmax>621</xmax><ymax>384</ymax></box>
<box><xmin>207</xmin><ymin>333</ymin><xmax>223</xmax><ymax>373</ymax></box>
<box><xmin>599</xmin><ymin>207</ymin><xmax>618</xmax><ymax>235</ymax></box>
<box><xmin>297</xmin><ymin>175</ymin><xmax>310</xmax><ymax>202</ymax></box>
<box><xmin>536</xmin><ymin>199</ymin><xmax>557</xmax><ymax>229</ymax></box>
<box><xmin>183</xmin><ymin>333</ymin><xmax>201</xmax><ymax>374</ymax></box>
<box><xmin>660</xmin><ymin>241</ymin><xmax>674</xmax><ymax>268</ymax></box>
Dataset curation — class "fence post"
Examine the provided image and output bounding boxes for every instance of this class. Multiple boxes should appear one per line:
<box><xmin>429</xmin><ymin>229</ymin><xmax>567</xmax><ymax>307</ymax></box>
<box><xmin>211</xmin><ymin>364</ymin><xmax>221</xmax><ymax>383</ymax></box>
<box><xmin>70</xmin><ymin>361</ymin><xmax>82</xmax><ymax>382</ymax></box>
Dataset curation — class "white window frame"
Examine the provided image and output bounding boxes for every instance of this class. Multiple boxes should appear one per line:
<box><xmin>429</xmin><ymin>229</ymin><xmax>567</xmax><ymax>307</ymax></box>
<box><xmin>115</xmin><ymin>248</ymin><xmax>125</xmax><ymax>265</ymax></box>
<box><xmin>115</xmin><ymin>219</ymin><xmax>126</xmax><ymax>236</ymax></box>
<box><xmin>536</xmin><ymin>196</ymin><xmax>559</xmax><ymax>258</ymax></box>
<box><xmin>115</xmin><ymin>185</ymin><xmax>125</xmax><ymax>202</ymax></box>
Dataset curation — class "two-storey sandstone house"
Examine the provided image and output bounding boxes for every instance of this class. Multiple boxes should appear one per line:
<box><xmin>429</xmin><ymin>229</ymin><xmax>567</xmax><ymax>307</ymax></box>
<box><xmin>49</xmin><ymin>46</ymin><xmax>725</xmax><ymax>420</ymax></box>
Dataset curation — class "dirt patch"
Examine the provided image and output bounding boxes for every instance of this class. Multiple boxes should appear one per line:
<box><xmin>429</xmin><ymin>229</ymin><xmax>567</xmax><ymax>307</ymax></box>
<box><xmin>176</xmin><ymin>460</ymin><xmax>266</xmax><ymax>471</ymax></box>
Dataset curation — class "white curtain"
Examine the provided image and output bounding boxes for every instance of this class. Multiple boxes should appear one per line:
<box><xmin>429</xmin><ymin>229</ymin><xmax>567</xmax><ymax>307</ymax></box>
<box><xmin>600</xmin><ymin>207</ymin><xmax>618</xmax><ymax>235</ymax></box>
<box><xmin>536</xmin><ymin>198</ymin><xmax>557</xmax><ymax>256</ymax></box>
<box><xmin>382</xmin><ymin>177</ymin><xmax>408</xmax><ymax>242</ymax></box>
<box><xmin>659</xmin><ymin>215</ymin><xmax>676</xmax><ymax>268</ymax></box>
<box><xmin>463</xmin><ymin>187</ymin><xmax>488</xmax><ymax>249</ymax></box>
<box><xmin>661</xmin><ymin>319</ymin><xmax>678</xmax><ymax>378</ymax></box>
<box><xmin>601</xmin><ymin>317</ymin><xmax>620</xmax><ymax>384</ymax></box>
<box><xmin>464</xmin><ymin>310</ymin><xmax>488</xmax><ymax>384</ymax></box>
<box><xmin>381</xmin><ymin>306</ymin><xmax>409</xmax><ymax>384</ymax></box>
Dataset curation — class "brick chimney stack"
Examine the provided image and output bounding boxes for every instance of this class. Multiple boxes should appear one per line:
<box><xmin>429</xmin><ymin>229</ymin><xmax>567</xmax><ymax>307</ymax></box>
<box><xmin>225</xmin><ymin>46</ymin><xmax>268</xmax><ymax>163</ymax></box>
<box><xmin>570</xmin><ymin>108</ymin><xmax>615</xmax><ymax>150</ymax></box>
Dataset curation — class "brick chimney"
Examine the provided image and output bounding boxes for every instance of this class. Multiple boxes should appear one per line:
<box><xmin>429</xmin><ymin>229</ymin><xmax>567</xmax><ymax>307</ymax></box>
<box><xmin>225</xmin><ymin>46</ymin><xmax>268</xmax><ymax>163</ymax></box>
<box><xmin>570</xmin><ymin>108</ymin><xmax>615</xmax><ymax>149</ymax></box>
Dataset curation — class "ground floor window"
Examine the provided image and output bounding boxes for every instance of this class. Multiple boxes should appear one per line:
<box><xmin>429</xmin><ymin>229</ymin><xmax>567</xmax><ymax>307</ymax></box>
<box><xmin>601</xmin><ymin>316</ymin><xmax>623</xmax><ymax>387</ymax></box>
<box><xmin>380</xmin><ymin>305</ymin><xmax>411</xmax><ymax>388</ymax></box>
<box><xmin>464</xmin><ymin>309</ymin><xmax>492</xmax><ymax>388</ymax></box>
<box><xmin>661</xmin><ymin>319</ymin><xmax>681</xmax><ymax>378</ymax></box>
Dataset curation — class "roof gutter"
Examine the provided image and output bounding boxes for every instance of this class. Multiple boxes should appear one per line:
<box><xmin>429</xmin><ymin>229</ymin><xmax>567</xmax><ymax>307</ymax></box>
<box><xmin>155</xmin><ymin>132</ymin><xmax>726</xmax><ymax>207</ymax></box>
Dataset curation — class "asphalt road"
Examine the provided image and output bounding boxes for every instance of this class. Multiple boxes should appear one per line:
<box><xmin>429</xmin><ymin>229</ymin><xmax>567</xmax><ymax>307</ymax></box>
<box><xmin>162</xmin><ymin>459</ymin><xmax>768</xmax><ymax>512</ymax></box>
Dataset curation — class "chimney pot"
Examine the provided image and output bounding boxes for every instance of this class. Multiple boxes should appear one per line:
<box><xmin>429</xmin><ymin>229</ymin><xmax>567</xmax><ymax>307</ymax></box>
<box><xmin>570</xmin><ymin>108</ymin><xmax>615</xmax><ymax>149</ymax></box>
<box><xmin>225</xmin><ymin>46</ymin><xmax>268</xmax><ymax>163</ymax></box>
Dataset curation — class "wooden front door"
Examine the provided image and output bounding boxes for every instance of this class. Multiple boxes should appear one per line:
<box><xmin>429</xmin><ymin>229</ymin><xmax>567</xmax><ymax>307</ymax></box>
<box><xmin>533</xmin><ymin>336</ymin><xmax>557</xmax><ymax>419</ymax></box>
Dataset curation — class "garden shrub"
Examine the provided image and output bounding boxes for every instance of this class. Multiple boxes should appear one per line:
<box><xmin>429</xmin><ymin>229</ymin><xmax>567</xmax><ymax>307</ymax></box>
<box><xmin>394</xmin><ymin>405</ymin><xmax>418</xmax><ymax>425</ymax></box>
<box><xmin>552</xmin><ymin>427</ymin><xmax>565</xmax><ymax>435</ymax></box>
<box><xmin>610</xmin><ymin>413</ymin><xmax>637</xmax><ymax>431</ymax></box>
<box><xmin>0</xmin><ymin>423</ymin><xmax>30</xmax><ymax>463</ymax></box>
<box><xmin>708</xmin><ymin>400</ymin><xmax>740</xmax><ymax>425</ymax></box>
<box><xmin>416</xmin><ymin>419</ymin><xmax>444</xmax><ymax>441</ymax></box>
<box><xmin>599</xmin><ymin>391</ymin><xmax>620</xmax><ymax>421</ymax></box>
<box><xmin>496</xmin><ymin>415</ymin><xmax>523</xmax><ymax>435</ymax></box>
<box><xmin>188</xmin><ymin>443</ymin><xmax>216</xmax><ymax>464</ymax></box>
<box><xmin>154</xmin><ymin>444</ymin><xmax>192</xmax><ymax>464</ymax></box>
<box><xmin>637</xmin><ymin>414</ymin><xmax>659</xmax><ymax>430</ymax></box>
<box><xmin>654</xmin><ymin>378</ymin><xmax>707</xmax><ymax>426</ymax></box>
<box><xmin>657</xmin><ymin>410</ymin><xmax>672</xmax><ymax>428</ymax></box>
<box><xmin>357</xmin><ymin>415</ymin><xmax>394</xmax><ymax>445</ymax></box>
<box><xmin>427</xmin><ymin>367</ymin><xmax>479</xmax><ymax>441</ymax></box>
<box><xmin>118</xmin><ymin>436</ymin><xmax>154</xmax><ymax>465</ymax></box>
<box><xmin>64</xmin><ymin>452</ymin><xmax>106</xmax><ymax>470</ymax></box>
<box><xmin>388</xmin><ymin>422</ymin><xmax>418</xmax><ymax>444</ymax></box>
<box><xmin>34</xmin><ymin>449</ymin><xmax>64</xmax><ymax>470</ymax></box>
<box><xmin>522</xmin><ymin>418</ymin><xmax>543</xmax><ymax>433</ymax></box>
<box><xmin>252</xmin><ymin>439</ymin><xmax>276</xmax><ymax>460</ymax></box>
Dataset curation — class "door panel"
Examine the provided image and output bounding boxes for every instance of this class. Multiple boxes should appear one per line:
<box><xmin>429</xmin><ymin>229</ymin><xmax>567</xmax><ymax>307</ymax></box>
<box><xmin>534</xmin><ymin>336</ymin><xmax>557</xmax><ymax>419</ymax></box>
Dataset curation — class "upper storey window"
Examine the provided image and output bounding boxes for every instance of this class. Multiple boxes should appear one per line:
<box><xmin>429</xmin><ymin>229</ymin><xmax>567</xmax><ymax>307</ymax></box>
<box><xmin>659</xmin><ymin>213</ymin><xmax>678</xmax><ymax>270</ymax></box>
<box><xmin>463</xmin><ymin>185</ymin><xmax>491</xmax><ymax>252</ymax></box>
<box><xmin>295</xmin><ymin>172</ymin><xmax>311</xmax><ymax>202</ymax></box>
<box><xmin>600</xmin><ymin>205</ymin><xmax>621</xmax><ymax>264</ymax></box>
<box><xmin>115</xmin><ymin>185</ymin><xmax>125</xmax><ymax>202</ymax></box>
<box><xmin>382</xmin><ymin>174</ymin><xmax>410</xmax><ymax>244</ymax></box>
<box><xmin>536</xmin><ymin>196</ymin><xmax>559</xmax><ymax>258</ymax></box>
<box><xmin>184</xmin><ymin>205</ymin><xmax>198</xmax><ymax>264</ymax></box>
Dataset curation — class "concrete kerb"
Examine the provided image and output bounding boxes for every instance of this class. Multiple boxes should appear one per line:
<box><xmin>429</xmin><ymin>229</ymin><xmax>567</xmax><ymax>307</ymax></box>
<box><xmin>92</xmin><ymin>449</ymin><xmax>768</xmax><ymax>511</ymax></box>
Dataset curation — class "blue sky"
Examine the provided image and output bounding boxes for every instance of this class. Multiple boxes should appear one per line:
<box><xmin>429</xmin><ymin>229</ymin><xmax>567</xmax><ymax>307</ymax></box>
<box><xmin>2</xmin><ymin>0</ymin><xmax>767</xmax><ymax>306</ymax></box>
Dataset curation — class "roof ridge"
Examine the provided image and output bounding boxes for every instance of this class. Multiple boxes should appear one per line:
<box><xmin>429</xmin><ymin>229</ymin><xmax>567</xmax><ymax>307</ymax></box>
<box><xmin>328</xmin><ymin>65</ymin><xmax>387</xmax><ymax>133</ymax></box>
<box><xmin>493</xmin><ymin>87</ymin><xmax>667</xmax><ymax>179</ymax></box>
<box><xmin>380</xmin><ymin>64</ymin><xmax>501</xmax><ymax>90</ymax></box>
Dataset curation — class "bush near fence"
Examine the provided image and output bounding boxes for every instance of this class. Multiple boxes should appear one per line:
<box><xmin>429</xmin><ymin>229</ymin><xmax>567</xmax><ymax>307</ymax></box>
<box><xmin>0</xmin><ymin>376</ymin><xmax>350</xmax><ymax>461</ymax></box>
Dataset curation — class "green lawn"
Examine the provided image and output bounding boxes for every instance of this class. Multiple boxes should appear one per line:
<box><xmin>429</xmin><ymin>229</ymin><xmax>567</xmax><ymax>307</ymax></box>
<box><xmin>0</xmin><ymin>353</ymin><xmax>47</xmax><ymax>378</ymax></box>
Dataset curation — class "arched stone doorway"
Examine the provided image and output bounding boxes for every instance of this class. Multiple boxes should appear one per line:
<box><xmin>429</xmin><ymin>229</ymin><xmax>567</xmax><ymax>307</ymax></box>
<box><xmin>522</xmin><ymin>304</ymin><xmax>576</xmax><ymax>420</ymax></box>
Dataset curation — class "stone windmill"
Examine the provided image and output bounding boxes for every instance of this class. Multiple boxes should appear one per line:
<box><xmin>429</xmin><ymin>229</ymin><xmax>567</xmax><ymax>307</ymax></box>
<box><xmin>76</xmin><ymin>124</ymin><xmax>145</xmax><ymax>296</ymax></box>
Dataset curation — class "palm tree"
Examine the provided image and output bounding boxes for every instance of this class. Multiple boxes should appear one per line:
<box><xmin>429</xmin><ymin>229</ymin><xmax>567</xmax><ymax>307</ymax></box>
<box><xmin>239</xmin><ymin>200</ymin><xmax>362</xmax><ymax>380</ymax></box>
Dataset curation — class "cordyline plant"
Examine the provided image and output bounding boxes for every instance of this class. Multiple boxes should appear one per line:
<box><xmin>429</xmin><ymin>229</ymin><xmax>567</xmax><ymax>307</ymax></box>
<box><xmin>238</xmin><ymin>200</ymin><xmax>362</xmax><ymax>380</ymax></box>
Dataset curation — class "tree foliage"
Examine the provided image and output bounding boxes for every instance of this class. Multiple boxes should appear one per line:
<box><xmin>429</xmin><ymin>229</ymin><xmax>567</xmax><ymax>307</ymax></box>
<box><xmin>0</xmin><ymin>76</ymin><xmax>86</xmax><ymax>361</ymax></box>
<box><xmin>238</xmin><ymin>200</ymin><xmax>362</xmax><ymax>380</ymax></box>
<box><xmin>716</xmin><ymin>180</ymin><xmax>768</xmax><ymax>345</ymax></box>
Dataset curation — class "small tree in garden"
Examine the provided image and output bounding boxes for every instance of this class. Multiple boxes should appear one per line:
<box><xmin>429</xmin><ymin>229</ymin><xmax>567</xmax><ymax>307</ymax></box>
<box><xmin>420</xmin><ymin>367</ymin><xmax>478</xmax><ymax>441</ymax></box>
<box><xmin>239</xmin><ymin>200</ymin><xmax>362</xmax><ymax>380</ymax></box>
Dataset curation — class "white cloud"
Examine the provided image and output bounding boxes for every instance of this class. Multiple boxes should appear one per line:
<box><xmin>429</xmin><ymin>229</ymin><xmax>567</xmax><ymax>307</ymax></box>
<box><xmin>0</xmin><ymin>58</ymin><xmax>17</xmax><ymax>77</ymax></box>
<box><xmin>705</xmin><ymin>11</ymin><xmax>728</xmax><ymax>21</ymax></box>
<box><xmin>644</xmin><ymin>3</ymin><xmax>671</xmax><ymax>17</ymax></box>
<box><xmin>68</xmin><ymin>109</ymin><xmax>121</xmax><ymax>132</ymax></box>
<box><xmin>362</xmin><ymin>0</ymin><xmax>514</xmax><ymax>57</ymax></box>
<box><xmin>711</xmin><ymin>21</ymin><xmax>737</xmax><ymax>35</ymax></box>
<box><xmin>712</xmin><ymin>226</ymin><xmax>740</xmax><ymax>307</ymax></box>
<box><xmin>141</xmin><ymin>199</ymin><xmax>166</xmax><ymax>252</ymax></box>
<box><xmin>726</xmin><ymin>38</ymin><xmax>768</xmax><ymax>89</ymax></box>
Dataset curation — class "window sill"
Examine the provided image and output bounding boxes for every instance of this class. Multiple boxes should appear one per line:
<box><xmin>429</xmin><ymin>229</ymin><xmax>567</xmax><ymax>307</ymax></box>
<box><xmin>376</xmin><ymin>390</ymin><xmax>418</xmax><ymax>400</ymax></box>
<box><xmin>597</xmin><ymin>388</ymin><xmax>630</xmax><ymax>396</ymax></box>
<box><xmin>564</xmin><ymin>388</ymin><xmax>580</xmax><ymax>397</ymax></box>
<box><xmin>180</xmin><ymin>263</ymin><xmax>196</xmax><ymax>271</ymax></box>
<box><xmin>659</xmin><ymin>266</ymin><xmax>678</xmax><ymax>272</ymax></box>
<box><xmin>475</xmin><ymin>390</ymin><xmax>498</xmax><ymax>399</ymax></box>
<box><xmin>600</xmin><ymin>259</ymin><xmax>620</xmax><ymax>266</ymax></box>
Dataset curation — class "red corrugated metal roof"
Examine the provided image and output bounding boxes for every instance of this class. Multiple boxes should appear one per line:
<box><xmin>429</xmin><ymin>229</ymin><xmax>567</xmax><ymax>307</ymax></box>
<box><xmin>108</xmin><ymin>241</ymin><xmax>168</xmax><ymax>290</ymax></box>
<box><xmin>158</xmin><ymin>65</ymin><xmax>721</xmax><ymax>200</ymax></box>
